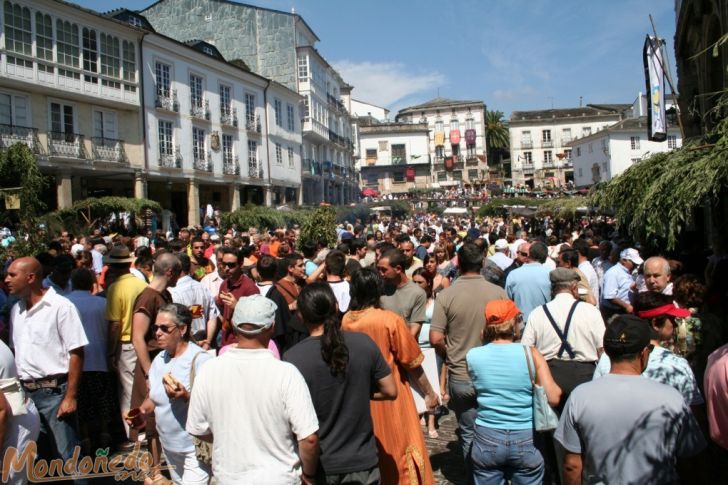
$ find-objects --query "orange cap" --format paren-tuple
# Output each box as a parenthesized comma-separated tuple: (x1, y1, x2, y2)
(484, 300, 521, 325)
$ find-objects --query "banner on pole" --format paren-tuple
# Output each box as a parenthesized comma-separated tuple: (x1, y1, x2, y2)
(643, 35, 667, 142)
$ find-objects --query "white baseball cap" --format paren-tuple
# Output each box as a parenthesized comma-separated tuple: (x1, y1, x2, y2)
(620, 248, 644, 265)
(494, 239, 509, 250)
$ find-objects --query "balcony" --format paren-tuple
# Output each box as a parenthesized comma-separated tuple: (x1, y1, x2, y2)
(159, 146, 182, 168)
(520, 140, 533, 149)
(48, 132, 86, 159)
(194, 151, 212, 172)
(522, 163, 535, 174)
(561, 137, 572, 146)
(92, 137, 126, 163)
(221, 108, 238, 128)
(245, 116, 262, 134)
(0, 124, 42, 153)
(543, 161, 555, 169)
(155, 89, 179, 112)
(248, 161, 263, 179)
(465, 156, 479, 166)
(542, 139, 554, 148)
(191, 99, 210, 121)
(223, 155, 239, 175)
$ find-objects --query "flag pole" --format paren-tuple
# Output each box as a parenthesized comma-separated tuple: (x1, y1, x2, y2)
(649, 14, 686, 139)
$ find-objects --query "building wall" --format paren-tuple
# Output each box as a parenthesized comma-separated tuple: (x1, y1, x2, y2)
(266, 83, 303, 189)
(141, 0, 298, 91)
(350, 99, 388, 120)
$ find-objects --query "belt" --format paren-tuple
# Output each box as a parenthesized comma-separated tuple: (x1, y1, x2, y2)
(21, 374, 67, 391)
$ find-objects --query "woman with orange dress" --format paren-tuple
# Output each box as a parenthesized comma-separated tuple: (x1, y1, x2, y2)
(343, 267, 439, 484)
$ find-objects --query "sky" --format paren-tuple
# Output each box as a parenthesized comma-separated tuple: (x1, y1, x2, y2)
(75, 0, 679, 118)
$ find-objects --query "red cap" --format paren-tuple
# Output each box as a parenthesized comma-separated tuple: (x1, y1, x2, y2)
(484, 300, 521, 325)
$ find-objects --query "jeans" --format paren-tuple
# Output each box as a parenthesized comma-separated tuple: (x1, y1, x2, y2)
(471, 426, 544, 485)
(28, 381, 88, 485)
(449, 377, 478, 460)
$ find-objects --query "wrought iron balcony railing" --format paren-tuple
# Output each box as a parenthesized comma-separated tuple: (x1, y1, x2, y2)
(92, 137, 126, 163)
(48, 131, 86, 158)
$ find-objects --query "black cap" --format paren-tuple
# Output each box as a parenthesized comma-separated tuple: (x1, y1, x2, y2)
(603, 315, 651, 356)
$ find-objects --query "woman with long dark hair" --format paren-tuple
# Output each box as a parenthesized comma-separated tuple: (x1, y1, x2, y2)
(285, 283, 397, 484)
(343, 268, 439, 484)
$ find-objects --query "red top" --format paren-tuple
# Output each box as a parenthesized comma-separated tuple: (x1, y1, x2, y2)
(217, 273, 260, 346)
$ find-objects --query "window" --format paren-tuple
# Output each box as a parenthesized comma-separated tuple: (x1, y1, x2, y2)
(287, 147, 294, 168)
(630, 136, 640, 150)
(542, 129, 551, 141)
(468, 169, 479, 180)
(523, 152, 532, 163)
(190, 74, 203, 108)
(588, 143, 593, 153)
(202, 46, 214, 56)
(155, 62, 170, 97)
(450, 118, 459, 130)
(576, 147, 581, 157)
(50, 102, 75, 135)
(366, 172, 378, 186)
(393, 171, 405, 183)
(453, 170, 463, 180)
(92, 110, 117, 139)
(631, 158, 641, 164)
(56, 20, 80, 68)
(466, 145, 476, 158)
(82, 28, 98, 82)
(544, 151, 552, 163)
(219, 84, 231, 115)
(122, 41, 136, 83)
(564, 149, 572, 159)
(602, 162, 608, 172)
(522, 130, 531, 141)
(437, 171, 447, 182)
(465, 117, 474, 130)
(245, 93, 255, 123)
(435, 146, 444, 159)
(128, 15, 143, 28)
(192, 127, 205, 160)
(378, 141, 388, 152)
(601, 139, 608, 150)
(303, 96, 310, 119)
(222, 134, 233, 164)
(365, 148, 377, 160)
(4, 2, 31, 56)
(274, 99, 282, 127)
(158, 120, 173, 157)
(0, 92, 29, 126)
(391, 144, 406, 164)
(668, 135, 677, 149)
(248, 140, 258, 166)
(582, 127, 591, 137)
(35, 13, 53, 61)
(562, 128, 571, 142)
(435, 120, 444, 132)
(275, 142, 283, 165)
(297, 56, 308, 81)
(100, 34, 120, 79)
(287, 104, 295, 131)
(578, 168, 583, 177)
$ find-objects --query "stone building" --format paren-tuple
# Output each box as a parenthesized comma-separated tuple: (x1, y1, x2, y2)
(396, 97, 488, 190)
(141, 0, 357, 205)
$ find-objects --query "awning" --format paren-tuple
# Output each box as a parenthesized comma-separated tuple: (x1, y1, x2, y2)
(443, 207, 468, 214)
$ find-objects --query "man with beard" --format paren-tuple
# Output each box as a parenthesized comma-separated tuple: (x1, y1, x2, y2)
(377, 249, 427, 338)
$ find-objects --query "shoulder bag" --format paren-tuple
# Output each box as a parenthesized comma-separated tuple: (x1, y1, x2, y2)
(522, 345, 559, 431)
(189, 352, 213, 465)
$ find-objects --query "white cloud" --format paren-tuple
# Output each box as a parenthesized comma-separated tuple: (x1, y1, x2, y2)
(333, 60, 446, 109)
(492, 86, 538, 100)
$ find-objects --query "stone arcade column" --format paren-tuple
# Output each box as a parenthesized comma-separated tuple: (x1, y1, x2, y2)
(229, 184, 241, 212)
(56, 172, 73, 209)
(187, 179, 200, 227)
(134, 171, 147, 199)
(264, 186, 272, 207)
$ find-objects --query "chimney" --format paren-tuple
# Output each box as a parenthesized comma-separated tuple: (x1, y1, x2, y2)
(579, 96, 583, 107)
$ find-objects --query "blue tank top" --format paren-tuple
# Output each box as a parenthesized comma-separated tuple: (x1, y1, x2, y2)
(466, 343, 533, 430)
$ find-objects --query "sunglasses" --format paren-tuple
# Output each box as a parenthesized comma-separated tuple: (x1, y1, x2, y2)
(152, 324, 177, 334)
(221, 262, 238, 268)
(518, 251, 529, 256)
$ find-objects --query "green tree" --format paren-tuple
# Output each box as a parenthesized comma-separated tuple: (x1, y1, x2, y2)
(299, 205, 337, 249)
(484, 110, 510, 170)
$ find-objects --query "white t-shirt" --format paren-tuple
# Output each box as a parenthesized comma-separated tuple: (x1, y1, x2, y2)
(578, 260, 600, 302)
(169, 275, 218, 334)
(186, 348, 318, 484)
(10, 287, 89, 380)
(327, 280, 351, 313)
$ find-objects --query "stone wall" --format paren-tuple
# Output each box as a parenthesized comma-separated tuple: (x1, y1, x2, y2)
(143, 0, 298, 91)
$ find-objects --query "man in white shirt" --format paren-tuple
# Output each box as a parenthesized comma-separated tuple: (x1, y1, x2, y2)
(488, 239, 513, 271)
(187, 295, 319, 484)
(573, 239, 600, 301)
(522, 268, 605, 405)
(200, 247, 224, 299)
(169, 254, 218, 349)
(6, 257, 89, 467)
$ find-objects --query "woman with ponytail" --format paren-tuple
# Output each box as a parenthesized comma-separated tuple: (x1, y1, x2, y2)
(285, 282, 397, 484)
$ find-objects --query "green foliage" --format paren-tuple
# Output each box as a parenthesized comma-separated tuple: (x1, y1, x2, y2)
(299, 205, 337, 249)
(477, 197, 550, 217)
(0, 143, 47, 222)
(485, 110, 510, 151)
(590, 94, 728, 250)
(50, 196, 162, 235)
(536, 197, 591, 219)
(219, 205, 309, 233)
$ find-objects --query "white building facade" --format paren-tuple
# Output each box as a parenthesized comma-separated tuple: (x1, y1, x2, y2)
(141, 32, 302, 226)
(357, 123, 430, 195)
(508, 105, 630, 188)
(396, 98, 488, 188)
(570, 117, 682, 187)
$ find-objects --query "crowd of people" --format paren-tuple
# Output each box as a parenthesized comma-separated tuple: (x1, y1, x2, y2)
(0, 211, 727, 485)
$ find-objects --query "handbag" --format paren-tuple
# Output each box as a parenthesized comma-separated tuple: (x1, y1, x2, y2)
(189, 352, 213, 465)
(522, 346, 559, 432)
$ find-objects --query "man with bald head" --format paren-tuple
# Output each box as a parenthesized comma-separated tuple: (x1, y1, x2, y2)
(643, 256, 673, 295)
(5, 257, 88, 467)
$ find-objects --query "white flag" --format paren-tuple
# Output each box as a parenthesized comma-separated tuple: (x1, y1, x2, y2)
(643, 35, 667, 142)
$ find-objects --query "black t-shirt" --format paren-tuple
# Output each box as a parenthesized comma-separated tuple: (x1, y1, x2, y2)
(345, 258, 362, 278)
(284, 332, 391, 475)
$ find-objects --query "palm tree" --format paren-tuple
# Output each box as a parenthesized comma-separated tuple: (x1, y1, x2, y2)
(484, 110, 510, 178)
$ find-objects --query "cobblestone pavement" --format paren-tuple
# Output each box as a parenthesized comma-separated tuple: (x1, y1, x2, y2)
(425, 409, 467, 484)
